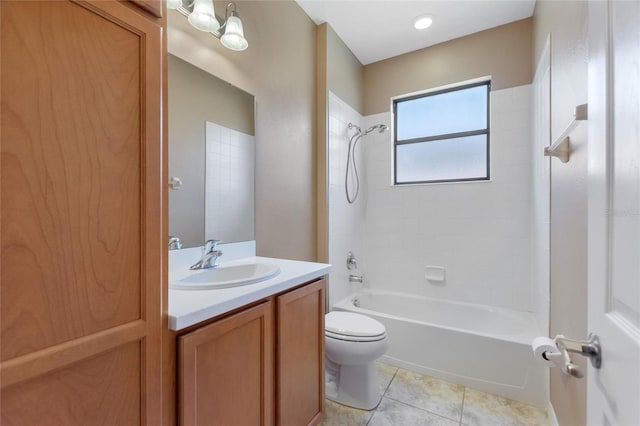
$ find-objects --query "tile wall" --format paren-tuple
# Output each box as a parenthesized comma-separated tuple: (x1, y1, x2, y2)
(328, 92, 366, 306)
(205, 121, 255, 243)
(360, 85, 536, 312)
(531, 56, 551, 333)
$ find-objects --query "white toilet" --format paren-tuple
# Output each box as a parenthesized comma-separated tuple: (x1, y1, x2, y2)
(324, 311, 389, 410)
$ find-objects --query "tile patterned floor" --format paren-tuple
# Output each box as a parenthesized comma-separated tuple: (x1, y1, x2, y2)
(321, 363, 549, 426)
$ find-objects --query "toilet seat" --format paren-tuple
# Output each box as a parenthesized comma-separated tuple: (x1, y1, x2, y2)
(325, 311, 386, 342)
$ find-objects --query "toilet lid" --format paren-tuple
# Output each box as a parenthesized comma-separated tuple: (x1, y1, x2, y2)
(325, 311, 386, 338)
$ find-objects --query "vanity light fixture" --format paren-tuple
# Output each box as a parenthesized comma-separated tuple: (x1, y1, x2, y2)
(413, 14, 434, 30)
(169, 0, 249, 51)
(188, 0, 220, 32)
(220, 6, 248, 51)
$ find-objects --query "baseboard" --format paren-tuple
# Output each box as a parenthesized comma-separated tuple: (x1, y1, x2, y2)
(547, 401, 559, 426)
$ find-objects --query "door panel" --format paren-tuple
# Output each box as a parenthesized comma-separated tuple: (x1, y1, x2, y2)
(588, 0, 640, 424)
(179, 301, 274, 426)
(1, 0, 143, 360)
(609, 0, 640, 329)
(2, 341, 141, 425)
(1, 0, 163, 423)
(277, 280, 325, 426)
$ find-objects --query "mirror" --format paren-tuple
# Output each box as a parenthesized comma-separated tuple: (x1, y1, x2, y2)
(168, 53, 255, 248)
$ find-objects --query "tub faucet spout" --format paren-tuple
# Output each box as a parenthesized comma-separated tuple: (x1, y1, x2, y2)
(349, 274, 363, 283)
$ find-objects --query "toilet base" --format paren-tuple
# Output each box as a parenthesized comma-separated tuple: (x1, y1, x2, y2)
(325, 359, 381, 410)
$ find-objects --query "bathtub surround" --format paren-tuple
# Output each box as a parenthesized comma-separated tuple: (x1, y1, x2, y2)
(362, 85, 535, 313)
(327, 92, 366, 306)
(325, 85, 545, 405)
(334, 290, 546, 406)
(531, 37, 551, 337)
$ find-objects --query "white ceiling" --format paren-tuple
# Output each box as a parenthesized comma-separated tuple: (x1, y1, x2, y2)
(296, 0, 536, 65)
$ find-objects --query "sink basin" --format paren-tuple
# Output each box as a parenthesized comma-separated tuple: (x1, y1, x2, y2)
(170, 261, 280, 290)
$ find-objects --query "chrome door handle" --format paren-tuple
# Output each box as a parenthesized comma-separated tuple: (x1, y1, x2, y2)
(554, 333, 602, 378)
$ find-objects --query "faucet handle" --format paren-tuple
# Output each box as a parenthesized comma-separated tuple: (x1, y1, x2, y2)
(203, 239, 223, 253)
(346, 252, 358, 270)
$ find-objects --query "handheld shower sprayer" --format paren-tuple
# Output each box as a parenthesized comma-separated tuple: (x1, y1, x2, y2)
(348, 123, 388, 137)
(345, 122, 389, 204)
(364, 124, 389, 135)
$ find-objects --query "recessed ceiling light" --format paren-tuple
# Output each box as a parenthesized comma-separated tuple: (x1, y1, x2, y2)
(414, 15, 434, 30)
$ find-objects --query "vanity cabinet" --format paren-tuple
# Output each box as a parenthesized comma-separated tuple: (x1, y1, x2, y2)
(177, 278, 325, 426)
(277, 280, 326, 425)
(179, 301, 274, 425)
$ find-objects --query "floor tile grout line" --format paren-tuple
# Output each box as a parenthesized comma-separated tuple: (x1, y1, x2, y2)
(459, 387, 467, 426)
(382, 367, 399, 396)
(366, 366, 398, 426)
(365, 408, 375, 426)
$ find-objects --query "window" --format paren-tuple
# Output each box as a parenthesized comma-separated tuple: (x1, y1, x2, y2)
(393, 80, 490, 184)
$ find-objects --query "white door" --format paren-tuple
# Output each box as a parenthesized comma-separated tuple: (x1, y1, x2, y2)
(587, 1, 640, 425)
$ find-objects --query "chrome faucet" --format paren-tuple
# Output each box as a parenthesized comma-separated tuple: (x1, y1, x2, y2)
(168, 236, 182, 250)
(190, 239, 224, 270)
(349, 274, 363, 283)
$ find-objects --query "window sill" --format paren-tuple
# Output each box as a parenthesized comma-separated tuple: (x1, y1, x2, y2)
(391, 178, 493, 188)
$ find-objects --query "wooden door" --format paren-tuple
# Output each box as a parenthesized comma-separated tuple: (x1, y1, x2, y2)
(0, 1, 163, 424)
(179, 301, 274, 426)
(277, 279, 326, 426)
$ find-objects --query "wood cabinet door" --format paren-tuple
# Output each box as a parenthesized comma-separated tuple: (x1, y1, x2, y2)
(129, 0, 164, 18)
(179, 301, 275, 426)
(277, 279, 326, 426)
(0, 1, 163, 424)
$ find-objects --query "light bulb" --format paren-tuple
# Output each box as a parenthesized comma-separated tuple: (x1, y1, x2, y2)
(167, 0, 182, 10)
(221, 14, 248, 51)
(188, 0, 220, 33)
(414, 15, 434, 30)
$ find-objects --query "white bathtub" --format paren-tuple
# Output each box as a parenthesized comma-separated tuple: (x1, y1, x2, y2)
(333, 290, 547, 406)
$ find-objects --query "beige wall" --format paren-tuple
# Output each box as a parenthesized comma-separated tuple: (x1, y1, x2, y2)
(363, 18, 533, 115)
(168, 1, 317, 260)
(316, 23, 365, 263)
(326, 25, 364, 114)
(168, 54, 254, 248)
(533, 2, 589, 425)
(316, 24, 329, 263)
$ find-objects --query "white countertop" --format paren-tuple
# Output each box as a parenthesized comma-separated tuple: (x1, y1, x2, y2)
(168, 247, 331, 330)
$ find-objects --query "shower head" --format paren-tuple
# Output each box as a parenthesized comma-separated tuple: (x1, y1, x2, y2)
(364, 124, 389, 135)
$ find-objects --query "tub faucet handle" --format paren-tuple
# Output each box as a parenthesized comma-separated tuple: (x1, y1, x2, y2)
(347, 252, 358, 270)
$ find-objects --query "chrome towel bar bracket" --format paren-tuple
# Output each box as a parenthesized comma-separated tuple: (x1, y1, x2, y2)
(544, 103, 588, 163)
